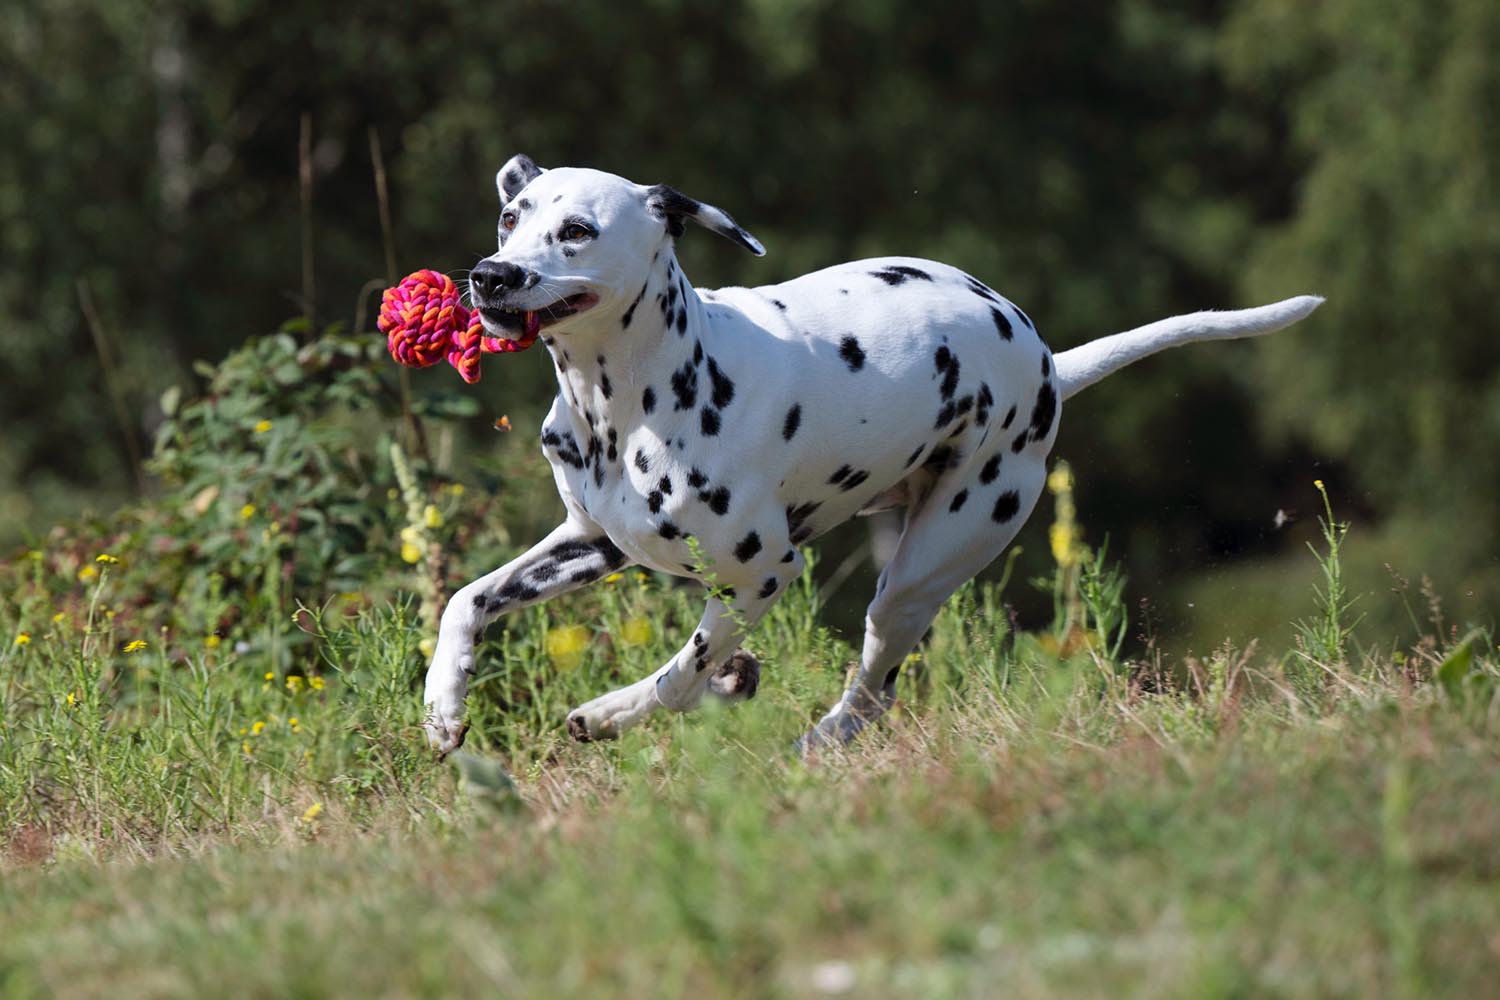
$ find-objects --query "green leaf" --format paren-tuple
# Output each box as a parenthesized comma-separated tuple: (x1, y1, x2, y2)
(1436, 631, 1481, 696)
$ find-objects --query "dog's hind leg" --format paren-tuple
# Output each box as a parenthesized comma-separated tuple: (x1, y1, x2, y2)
(566, 548, 806, 741)
(798, 452, 1047, 752)
(424, 517, 630, 754)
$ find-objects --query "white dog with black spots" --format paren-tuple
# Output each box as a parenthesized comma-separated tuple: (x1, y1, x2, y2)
(422, 154, 1322, 754)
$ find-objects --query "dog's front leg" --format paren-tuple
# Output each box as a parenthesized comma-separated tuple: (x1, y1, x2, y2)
(565, 549, 806, 741)
(424, 518, 629, 753)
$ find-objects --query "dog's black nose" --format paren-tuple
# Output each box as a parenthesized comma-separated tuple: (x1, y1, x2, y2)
(470, 260, 528, 299)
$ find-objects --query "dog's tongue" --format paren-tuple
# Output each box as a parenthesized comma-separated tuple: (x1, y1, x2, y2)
(524, 310, 541, 340)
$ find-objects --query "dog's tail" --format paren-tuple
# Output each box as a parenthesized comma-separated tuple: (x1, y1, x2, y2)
(1053, 295, 1324, 402)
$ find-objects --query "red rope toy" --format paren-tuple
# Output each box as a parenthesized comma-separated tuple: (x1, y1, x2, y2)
(377, 269, 539, 384)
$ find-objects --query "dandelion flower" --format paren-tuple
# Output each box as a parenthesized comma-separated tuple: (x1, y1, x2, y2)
(285, 675, 303, 693)
(95, 553, 119, 565)
(603, 572, 624, 584)
(308, 676, 325, 691)
(301, 802, 323, 823)
(619, 618, 654, 646)
(51, 612, 65, 624)
(400, 541, 423, 564)
(545, 624, 591, 671)
(253, 419, 272, 434)
(240, 503, 256, 521)
(423, 504, 444, 529)
(66, 691, 77, 707)
(242, 740, 253, 755)
(77, 565, 97, 582)
(14, 632, 30, 647)
(204, 634, 221, 649)
(251, 721, 266, 736)
(123, 639, 147, 654)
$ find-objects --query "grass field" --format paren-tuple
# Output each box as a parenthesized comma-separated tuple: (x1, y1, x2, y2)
(3, 335, 1498, 998)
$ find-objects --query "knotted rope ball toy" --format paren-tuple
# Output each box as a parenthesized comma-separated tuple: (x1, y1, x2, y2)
(378, 269, 539, 384)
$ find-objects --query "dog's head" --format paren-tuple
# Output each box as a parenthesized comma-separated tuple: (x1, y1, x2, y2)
(469, 155, 764, 342)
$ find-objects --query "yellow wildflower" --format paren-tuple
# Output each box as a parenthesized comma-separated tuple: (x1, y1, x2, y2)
(603, 572, 624, 584)
(14, 632, 30, 647)
(1050, 522, 1081, 569)
(123, 639, 147, 654)
(308, 675, 325, 691)
(400, 541, 423, 564)
(95, 553, 120, 565)
(301, 802, 323, 823)
(264, 671, 275, 681)
(251, 721, 266, 735)
(204, 634, 221, 649)
(285, 675, 303, 693)
(447, 483, 466, 497)
(545, 624, 591, 671)
(253, 419, 272, 434)
(1314, 479, 1325, 489)
(51, 612, 65, 624)
(1046, 466, 1074, 495)
(619, 618, 654, 646)
(77, 565, 97, 582)
(240, 503, 256, 520)
(242, 741, 253, 755)
(419, 637, 436, 658)
(423, 504, 444, 529)
(635, 571, 650, 582)
(288, 717, 301, 733)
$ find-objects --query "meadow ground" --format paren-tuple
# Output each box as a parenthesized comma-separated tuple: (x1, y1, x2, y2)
(2, 335, 1498, 998)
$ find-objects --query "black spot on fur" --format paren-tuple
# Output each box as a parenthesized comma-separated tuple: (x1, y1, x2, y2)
(676, 309, 688, 334)
(955, 394, 974, 417)
(596, 538, 627, 569)
(980, 454, 1001, 484)
(1029, 381, 1057, 440)
(734, 531, 762, 563)
(783, 404, 802, 441)
(658, 520, 680, 540)
(659, 476, 673, 495)
(992, 490, 1021, 523)
(642, 386, 657, 413)
(905, 444, 925, 468)
(498, 579, 539, 603)
(472, 594, 489, 611)
(965, 275, 1000, 303)
(839, 336, 866, 372)
(693, 341, 703, 366)
(991, 307, 1013, 341)
(786, 501, 820, 543)
(934, 401, 957, 429)
(771, 298, 787, 311)
(606, 428, 618, 463)
(562, 247, 576, 258)
(700, 407, 720, 436)
(530, 561, 561, 583)
(949, 489, 969, 512)
(781, 549, 796, 563)
(707, 358, 735, 408)
(759, 577, 778, 599)
(704, 487, 731, 515)
(634, 449, 650, 474)
(1001, 404, 1017, 430)
(600, 370, 613, 399)
(670, 361, 698, 411)
(872, 265, 933, 286)
(841, 470, 870, 492)
(1011, 433, 1029, 454)
(829, 465, 852, 485)
(976, 383, 994, 424)
(1042, 353, 1051, 377)
(688, 468, 708, 489)
(543, 231, 553, 246)
(647, 491, 664, 513)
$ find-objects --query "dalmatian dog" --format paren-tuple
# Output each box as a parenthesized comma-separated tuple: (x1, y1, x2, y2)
(422, 154, 1322, 753)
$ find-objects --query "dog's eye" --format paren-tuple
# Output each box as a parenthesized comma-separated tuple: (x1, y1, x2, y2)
(501, 211, 518, 231)
(561, 223, 594, 242)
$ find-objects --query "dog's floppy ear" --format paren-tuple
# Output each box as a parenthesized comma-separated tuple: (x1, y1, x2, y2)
(645, 184, 765, 256)
(496, 154, 544, 202)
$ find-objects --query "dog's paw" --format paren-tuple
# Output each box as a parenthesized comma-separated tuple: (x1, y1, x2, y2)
(566, 681, 659, 742)
(707, 649, 760, 703)
(423, 662, 471, 757)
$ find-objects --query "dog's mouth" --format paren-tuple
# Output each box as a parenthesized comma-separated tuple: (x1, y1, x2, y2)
(480, 292, 599, 340)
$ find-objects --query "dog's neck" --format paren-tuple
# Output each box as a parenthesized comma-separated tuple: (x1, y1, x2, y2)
(543, 247, 705, 435)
